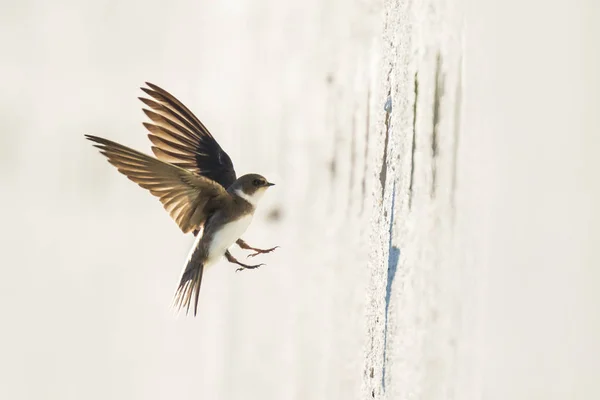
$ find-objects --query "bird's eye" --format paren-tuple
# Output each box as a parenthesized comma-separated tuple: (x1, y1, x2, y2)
(253, 179, 262, 187)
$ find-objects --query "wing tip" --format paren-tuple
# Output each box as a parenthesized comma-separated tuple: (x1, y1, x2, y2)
(140, 87, 154, 97)
(142, 108, 161, 120)
(84, 134, 109, 148)
(143, 82, 162, 93)
(138, 97, 157, 109)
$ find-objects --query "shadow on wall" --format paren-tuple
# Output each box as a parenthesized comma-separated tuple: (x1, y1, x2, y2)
(382, 182, 400, 391)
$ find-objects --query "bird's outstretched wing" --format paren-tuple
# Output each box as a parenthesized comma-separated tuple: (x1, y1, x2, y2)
(85, 134, 229, 234)
(138, 82, 237, 190)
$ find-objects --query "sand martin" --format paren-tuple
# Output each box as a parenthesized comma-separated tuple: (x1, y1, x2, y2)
(85, 82, 278, 316)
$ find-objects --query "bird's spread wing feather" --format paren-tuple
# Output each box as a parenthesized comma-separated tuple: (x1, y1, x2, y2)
(139, 82, 237, 189)
(85, 134, 229, 234)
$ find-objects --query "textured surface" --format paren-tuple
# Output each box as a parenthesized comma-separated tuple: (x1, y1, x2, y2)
(1, 0, 599, 399)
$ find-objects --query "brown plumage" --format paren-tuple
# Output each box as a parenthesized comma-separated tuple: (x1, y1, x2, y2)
(85, 82, 277, 316)
(139, 82, 237, 189)
(85, 135, 227, 235)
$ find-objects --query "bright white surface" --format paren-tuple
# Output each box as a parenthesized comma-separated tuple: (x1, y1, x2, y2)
(0, 0, 598, 399)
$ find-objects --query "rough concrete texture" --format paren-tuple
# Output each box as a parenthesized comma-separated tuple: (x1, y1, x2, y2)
(1, 0, 599, 399)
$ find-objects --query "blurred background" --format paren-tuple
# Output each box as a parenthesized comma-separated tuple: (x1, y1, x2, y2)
(0, 0, 599, 399)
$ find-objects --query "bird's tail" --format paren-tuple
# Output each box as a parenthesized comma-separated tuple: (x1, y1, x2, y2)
(173, 239, 205, 317)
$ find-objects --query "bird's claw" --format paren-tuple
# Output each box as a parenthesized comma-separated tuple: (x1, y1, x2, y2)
(235, 263, 265, 273)
(246, 246, 280, 258)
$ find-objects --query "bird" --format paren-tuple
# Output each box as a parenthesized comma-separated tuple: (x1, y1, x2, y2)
(85, 82, 278, 316)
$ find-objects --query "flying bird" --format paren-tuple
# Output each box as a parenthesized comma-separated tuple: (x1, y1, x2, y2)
(85, 82, 278, 316)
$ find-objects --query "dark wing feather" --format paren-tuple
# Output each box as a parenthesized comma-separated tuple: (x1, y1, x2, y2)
(139, 82, 237, 189)
(85, 134, 229, 234)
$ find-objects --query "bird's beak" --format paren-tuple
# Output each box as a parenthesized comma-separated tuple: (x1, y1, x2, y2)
(265, 182, 275, 187)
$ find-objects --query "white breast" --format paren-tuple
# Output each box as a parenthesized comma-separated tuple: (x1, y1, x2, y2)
(207, 214, 254, 265)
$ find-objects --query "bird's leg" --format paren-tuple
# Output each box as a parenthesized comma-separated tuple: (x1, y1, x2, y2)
(236, 239, 280, 258)
(225, 250, 265, 273)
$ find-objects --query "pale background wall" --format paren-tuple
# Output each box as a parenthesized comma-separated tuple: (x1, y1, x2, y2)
(0, 0, 598, 399)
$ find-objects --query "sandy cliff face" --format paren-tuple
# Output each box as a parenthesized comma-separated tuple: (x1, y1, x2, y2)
(0, 0, 599, 399)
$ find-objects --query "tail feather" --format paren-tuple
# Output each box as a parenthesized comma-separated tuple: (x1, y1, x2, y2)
(173, 227, 206, 316)
(173, 264, 204, 316)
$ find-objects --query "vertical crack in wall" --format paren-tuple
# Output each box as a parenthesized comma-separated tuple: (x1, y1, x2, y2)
(408, 72, 419, 210)
(379, 87, 392, 200)
(379, 64, 394, 201)
(431, 53, 444, 198)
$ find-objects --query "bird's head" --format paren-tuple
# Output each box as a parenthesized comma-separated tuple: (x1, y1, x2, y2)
(230, 173, 275, 206)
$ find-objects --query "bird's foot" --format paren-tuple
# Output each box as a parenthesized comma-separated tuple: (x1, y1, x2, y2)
(226, 250, 265, 272)
(247, 246, 280, 258)
(235, 263, 265, 273)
